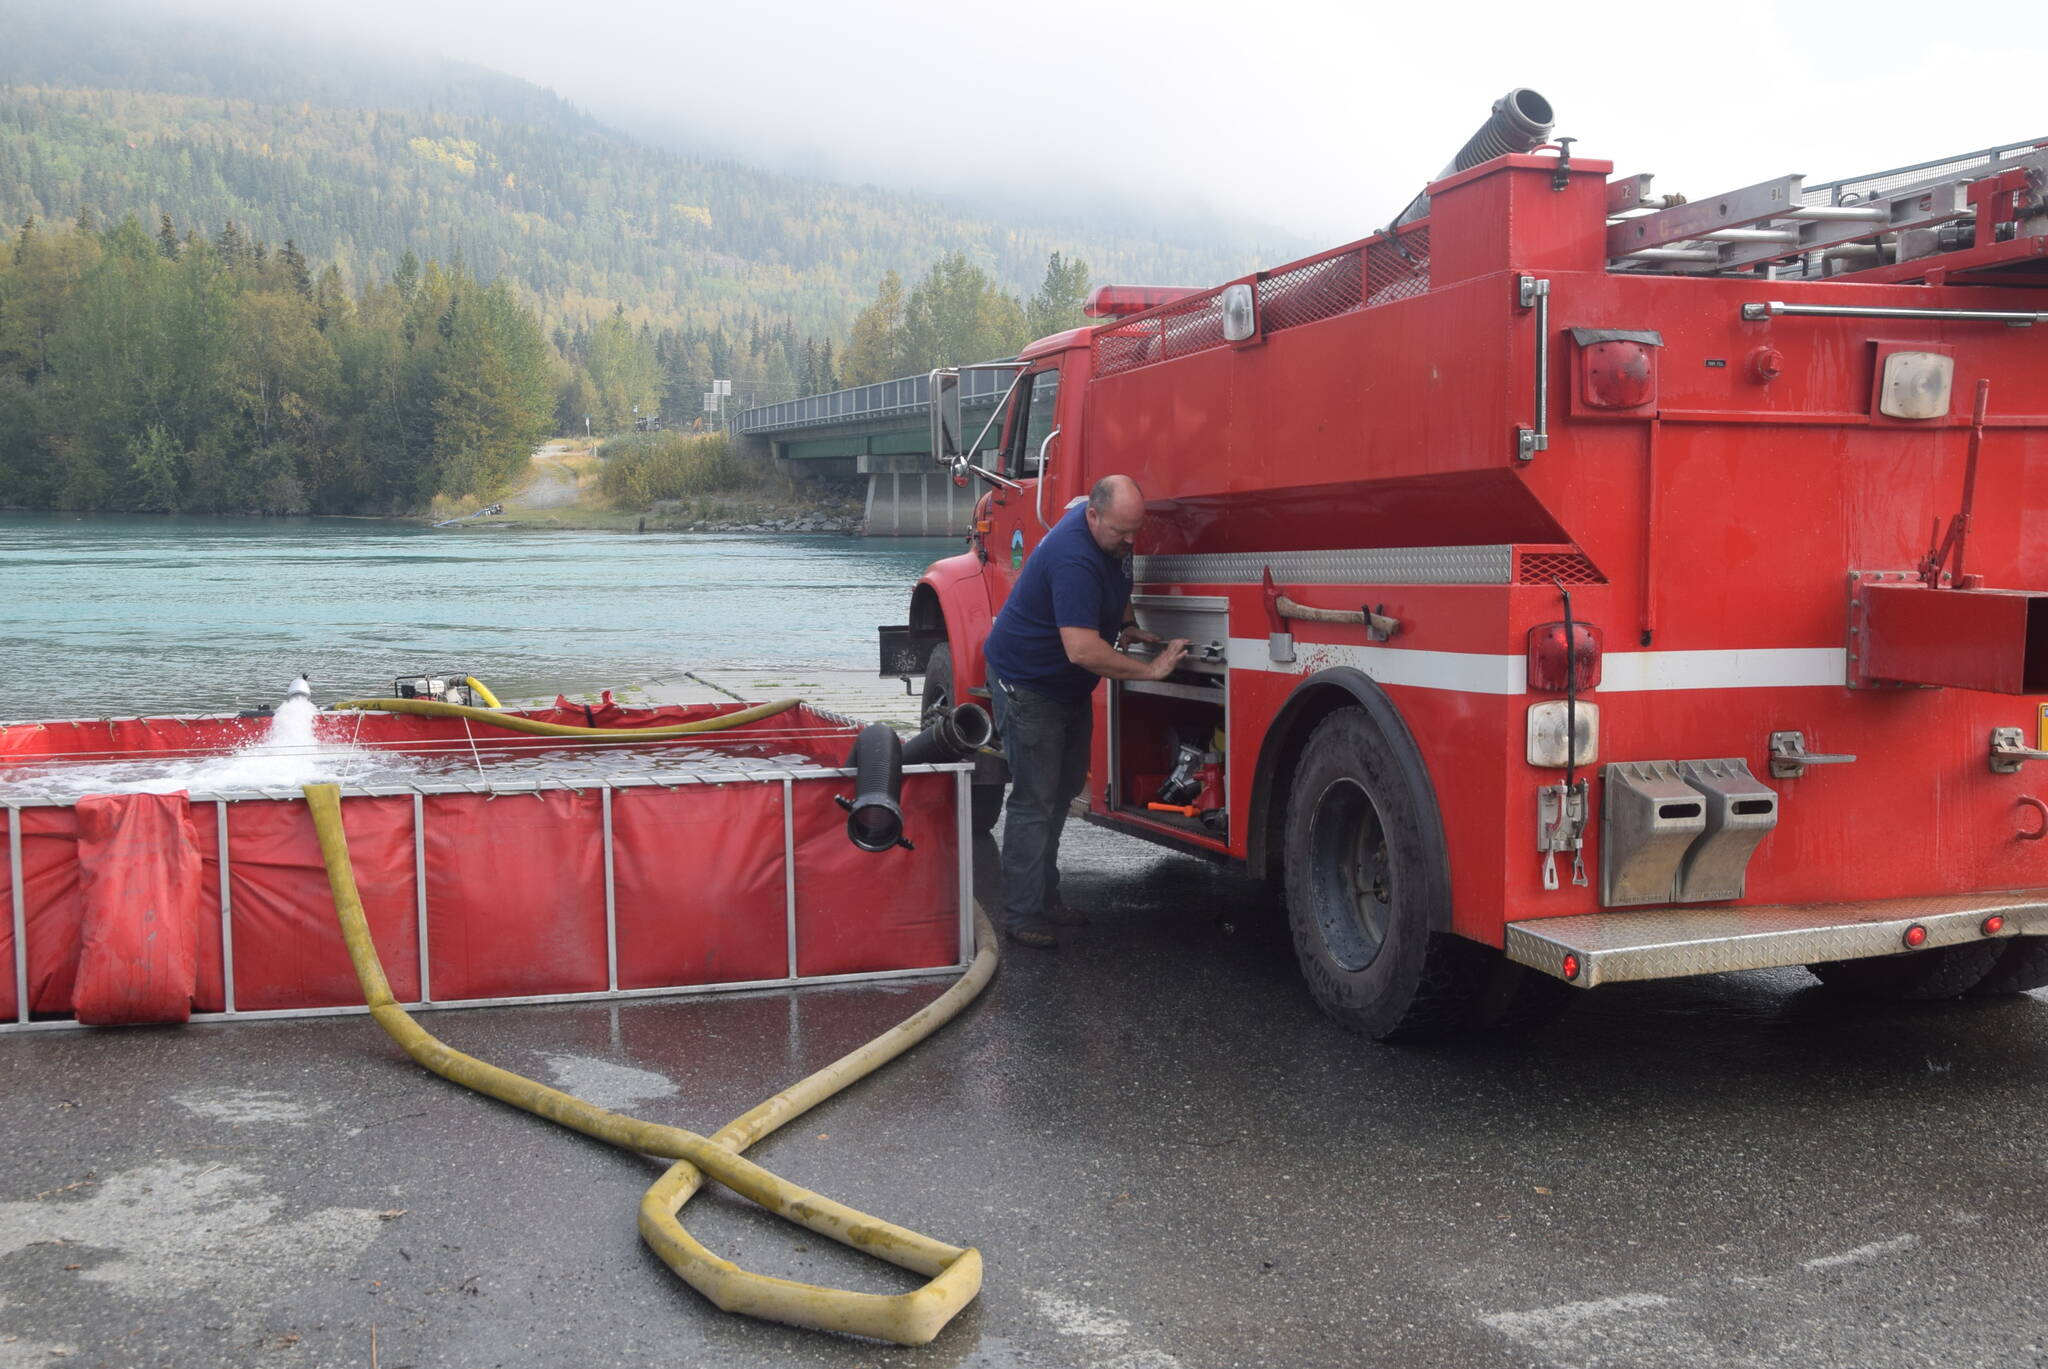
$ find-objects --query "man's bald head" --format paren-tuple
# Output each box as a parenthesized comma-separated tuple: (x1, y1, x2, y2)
(1084, 474, 1146, 557)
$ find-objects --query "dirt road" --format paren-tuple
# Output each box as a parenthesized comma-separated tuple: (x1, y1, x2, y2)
(505, 443, 581, 510)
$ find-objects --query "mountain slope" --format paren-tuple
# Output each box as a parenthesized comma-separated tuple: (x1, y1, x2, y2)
(0, 1, 1299, 340)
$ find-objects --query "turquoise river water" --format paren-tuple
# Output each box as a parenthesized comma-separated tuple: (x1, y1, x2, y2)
(0, 513, 959, 721)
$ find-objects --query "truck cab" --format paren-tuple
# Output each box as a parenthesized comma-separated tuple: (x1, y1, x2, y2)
(887, 330, 1094, 749)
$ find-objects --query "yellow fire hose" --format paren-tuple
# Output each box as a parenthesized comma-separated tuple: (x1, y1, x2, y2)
(330, 694, 800, 738)
(301, 749, 996, 1344)
(461, 676, 503, 709)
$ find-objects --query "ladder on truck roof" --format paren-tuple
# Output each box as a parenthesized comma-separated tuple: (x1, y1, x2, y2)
(1606, 136, 2048, 283)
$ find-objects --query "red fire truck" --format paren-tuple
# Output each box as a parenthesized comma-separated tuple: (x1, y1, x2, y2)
(882, 91, 2048, 1037)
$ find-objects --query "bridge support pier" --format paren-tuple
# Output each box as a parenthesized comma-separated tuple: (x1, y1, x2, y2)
(862, 466, 963, 538)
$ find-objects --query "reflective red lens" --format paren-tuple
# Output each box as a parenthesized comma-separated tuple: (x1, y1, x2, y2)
(1083, 284, 1205, 319)
(1561, 954, 1581, 980)
(1983, 915, 2006, 936)
(1903, 924, 1928, 948)
(1527, 622, 1603, 693)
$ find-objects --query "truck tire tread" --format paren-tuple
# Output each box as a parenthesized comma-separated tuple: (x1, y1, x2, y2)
(1282, 708, 1482, 1040)
(1969, 936, 2048, 996)
(1805, 940, 2006, 1000)
(923, 641, 1003, 835)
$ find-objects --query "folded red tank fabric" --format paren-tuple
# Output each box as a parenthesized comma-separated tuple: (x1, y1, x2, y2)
(71, 791, 202, 1025)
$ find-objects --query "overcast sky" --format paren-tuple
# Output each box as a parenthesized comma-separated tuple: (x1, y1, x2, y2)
(172, 0, 2046, 246)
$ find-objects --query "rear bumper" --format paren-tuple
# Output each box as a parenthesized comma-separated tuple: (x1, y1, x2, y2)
(1505, 893, 2048, 987)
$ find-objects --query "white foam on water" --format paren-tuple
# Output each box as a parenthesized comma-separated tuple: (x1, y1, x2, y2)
(3, 693, 390, 801)
(2, 680, 821, 802)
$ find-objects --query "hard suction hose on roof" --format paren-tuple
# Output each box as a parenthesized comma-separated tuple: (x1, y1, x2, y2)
(301, 780, 997, 1345)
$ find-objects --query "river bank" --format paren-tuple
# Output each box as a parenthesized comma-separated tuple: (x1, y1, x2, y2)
(424, 439, 869, 535)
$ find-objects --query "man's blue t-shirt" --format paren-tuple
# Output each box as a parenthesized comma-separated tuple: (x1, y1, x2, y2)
(984, 503, 1133, 700)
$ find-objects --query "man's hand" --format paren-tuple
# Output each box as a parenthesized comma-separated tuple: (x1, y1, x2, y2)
(1061, 627, 1190, 682)
(1145, 638, 1190, 679)
(1118, 625, 1162, 650)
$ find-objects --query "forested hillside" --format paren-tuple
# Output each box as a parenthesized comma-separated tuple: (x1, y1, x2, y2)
(0, 2, 1287, 348)
(0, 1, 1294, 514)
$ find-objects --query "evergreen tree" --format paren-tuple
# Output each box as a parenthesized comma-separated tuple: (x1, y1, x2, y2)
(214, 218, 245, 270)
(392, 249, 420, 303)
(156, 212, 179, 260)
(583, 313, 661, 432)
(278, 239, 312, 298)
(840, 269, 905, 386)
(1025, 251, 1092, 340)
(126, 423, 184, 511)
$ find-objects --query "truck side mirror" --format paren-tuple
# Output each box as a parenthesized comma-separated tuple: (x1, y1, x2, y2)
(928, 368, 962, 472)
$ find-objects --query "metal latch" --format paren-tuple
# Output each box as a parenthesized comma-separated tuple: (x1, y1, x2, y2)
(1768, 731, 1857, 779)
(1537, 779, 1589, 891)
(1990, 727, 2048, 774)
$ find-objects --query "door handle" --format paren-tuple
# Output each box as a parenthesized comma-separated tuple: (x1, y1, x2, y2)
(1033, 427, 1061, 531)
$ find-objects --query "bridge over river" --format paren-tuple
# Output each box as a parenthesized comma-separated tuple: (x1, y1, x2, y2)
(734, 367, 1013, 537)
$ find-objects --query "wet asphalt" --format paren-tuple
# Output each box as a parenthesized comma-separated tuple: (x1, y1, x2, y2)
(5, 823, 2048, 1369)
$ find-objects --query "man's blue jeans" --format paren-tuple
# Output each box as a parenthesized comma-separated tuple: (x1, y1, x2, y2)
(989, 677, 1093, 934)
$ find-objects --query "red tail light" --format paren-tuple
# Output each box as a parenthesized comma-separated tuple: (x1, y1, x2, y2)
(1982, 915, 2006, 936)
(1561, 954, 1582, 981)
(1903, 924, 1928, 948)
(1528, 622, 1602, 692)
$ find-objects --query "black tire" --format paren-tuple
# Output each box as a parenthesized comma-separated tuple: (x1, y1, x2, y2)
(1969, 937, 2048, 996)
(1806, 940, 2006, 1000)
(922, 641, 1003, 834)
(1281, 707, 1488, 1040)
(1472, 954, 1578, 1032)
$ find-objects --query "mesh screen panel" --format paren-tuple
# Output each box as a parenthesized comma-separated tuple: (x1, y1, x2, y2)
(1516, 550, 1606, 585)
(1091, 227, 1434, 378)
(1160, 292, 1228, 360)
(1366, 228, 1431, 304)
(1257, 252, 1363, 332)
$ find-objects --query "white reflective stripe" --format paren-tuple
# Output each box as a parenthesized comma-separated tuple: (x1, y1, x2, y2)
(1225, 638, 1848, 694)
(1225, 638, 1524, 694)
(1599, 647, 1846, 692)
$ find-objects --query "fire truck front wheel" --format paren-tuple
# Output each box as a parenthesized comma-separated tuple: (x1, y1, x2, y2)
(921, 641, 1003, 834)
(1283, 708, 1475, 1040)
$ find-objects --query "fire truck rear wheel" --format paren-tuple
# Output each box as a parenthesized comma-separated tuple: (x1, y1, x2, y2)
(921, 641, 1003, 834)
(1805, 940, 2006, 1000)
(1968, 937, 2048, 996)
(1282, 707, 1478, 1040)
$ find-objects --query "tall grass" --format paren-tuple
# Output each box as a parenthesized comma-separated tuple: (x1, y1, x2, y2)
(596, 432, 760, 509)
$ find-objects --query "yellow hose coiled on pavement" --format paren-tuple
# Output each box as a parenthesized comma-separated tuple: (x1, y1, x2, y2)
(329, 695, 799, 737)
(302, 781, 996, 1344)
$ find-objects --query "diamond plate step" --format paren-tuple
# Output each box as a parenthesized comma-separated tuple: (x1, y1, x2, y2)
(1506, 893, 2048, 987)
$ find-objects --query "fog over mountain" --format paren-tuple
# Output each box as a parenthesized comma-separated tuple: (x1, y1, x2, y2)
(65, 0, 2048, 247)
